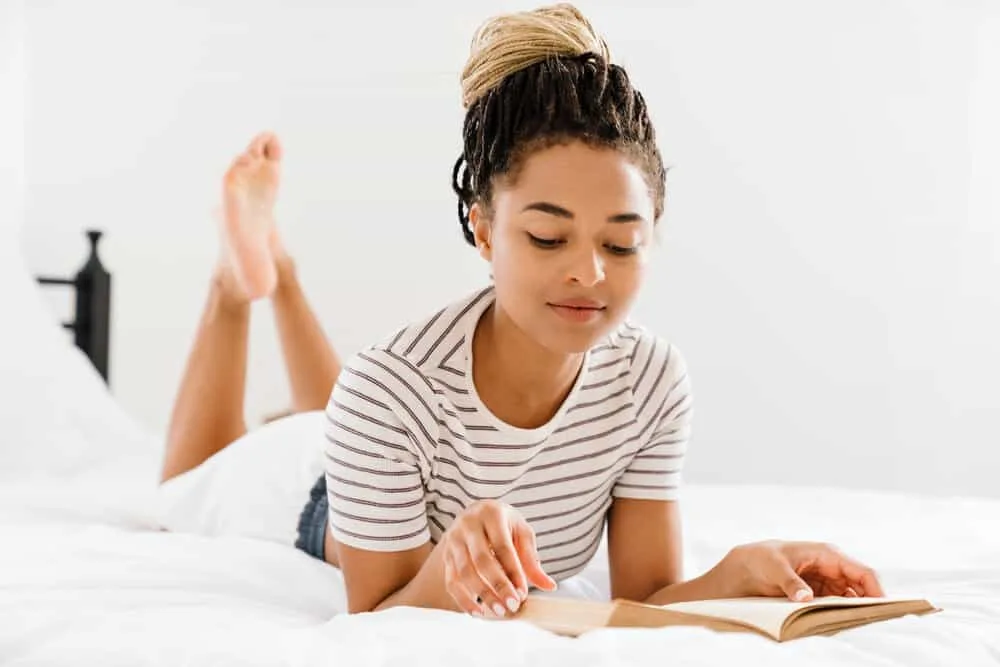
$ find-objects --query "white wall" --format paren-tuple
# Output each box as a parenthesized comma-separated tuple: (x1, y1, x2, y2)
(0, 0, 24, 237)
(19, 0, 1000, 498)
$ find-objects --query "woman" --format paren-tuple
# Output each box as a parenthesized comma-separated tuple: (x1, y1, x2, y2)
(162, 3, 883, 621)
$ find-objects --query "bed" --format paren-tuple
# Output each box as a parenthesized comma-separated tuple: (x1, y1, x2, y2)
(2, 231, 999, 666)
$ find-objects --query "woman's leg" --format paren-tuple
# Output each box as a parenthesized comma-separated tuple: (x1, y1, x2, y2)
(160, 255, 343, 483)
(272, 249, 342, 413)
(160, 265, 250, 482)
(160, 132, 280, 483)
(159, 131, 343, 567)
(271, 248, 342, 567)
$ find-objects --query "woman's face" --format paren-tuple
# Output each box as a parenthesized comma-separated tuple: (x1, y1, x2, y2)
(472, 141, 656, 355)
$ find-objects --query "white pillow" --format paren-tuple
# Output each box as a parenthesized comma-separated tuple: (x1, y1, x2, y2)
(156, 410, 327, 546)
(0, 230, 154, 481)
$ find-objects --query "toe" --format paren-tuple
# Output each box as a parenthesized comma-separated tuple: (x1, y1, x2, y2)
(249, 131, 278, 159)
(225, 153, 253, 181)
(263, 134, 282, 161)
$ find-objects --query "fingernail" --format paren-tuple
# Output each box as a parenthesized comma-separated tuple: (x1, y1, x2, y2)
(492, 602, 506, 617)
(506, 597, 520, 613)
(472, 609, 484, 617)
(794, 589, 811, 602)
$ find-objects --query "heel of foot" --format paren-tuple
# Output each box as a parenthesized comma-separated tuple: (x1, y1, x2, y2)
(231, 253, 278, 301)
(222, 219, 278, 300)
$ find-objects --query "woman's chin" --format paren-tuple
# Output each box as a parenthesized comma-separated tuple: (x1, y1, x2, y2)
(539, 326, 614, 356)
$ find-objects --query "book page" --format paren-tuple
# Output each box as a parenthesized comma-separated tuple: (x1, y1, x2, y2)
(516, 596, 617, 636)
(660, 597, 909, 639)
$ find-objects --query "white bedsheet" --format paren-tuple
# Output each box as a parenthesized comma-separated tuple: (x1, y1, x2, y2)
(3, 454, 999, 666)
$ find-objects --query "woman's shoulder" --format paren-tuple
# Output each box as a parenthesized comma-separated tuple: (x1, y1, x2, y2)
(596, 320, 690, 394)
(349, 286, 494, 378)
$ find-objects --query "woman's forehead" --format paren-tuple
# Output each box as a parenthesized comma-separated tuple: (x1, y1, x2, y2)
(496, 143, 654, 215)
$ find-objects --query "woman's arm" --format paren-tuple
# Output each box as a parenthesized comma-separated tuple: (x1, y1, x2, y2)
(607, 498, 885, 605)
(325, 349, 554, 616)
(609, 340, 883, 604)
(606, 498, 683, 600)
(338, 500, 556, 615)
(607, 496, 735, 604)
(337, 540, 448, 614)
(606, 497, 733, 603)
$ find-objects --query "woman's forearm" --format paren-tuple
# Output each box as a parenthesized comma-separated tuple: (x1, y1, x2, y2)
(374, 546, 740, 611)
(641, 557, 740, 606)
(373, 543, 461, 613)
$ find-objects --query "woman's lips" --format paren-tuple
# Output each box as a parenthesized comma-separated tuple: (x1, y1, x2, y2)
(547, 299, 606, 323)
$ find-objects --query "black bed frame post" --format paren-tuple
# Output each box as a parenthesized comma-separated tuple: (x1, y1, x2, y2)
(74, 230, 111, 383)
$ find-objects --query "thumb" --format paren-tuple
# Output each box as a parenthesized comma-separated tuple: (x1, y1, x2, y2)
(512, 521, 556, 592)
(774, 558, 813, 602)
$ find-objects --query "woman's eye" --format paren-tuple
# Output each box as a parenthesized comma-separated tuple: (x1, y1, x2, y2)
(607, 244, 638, 256)
(528, 233, 563, 249)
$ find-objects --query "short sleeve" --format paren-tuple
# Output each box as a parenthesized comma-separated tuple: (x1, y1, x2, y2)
(324, 349, 433, 552)
(613, 342, 693, 501)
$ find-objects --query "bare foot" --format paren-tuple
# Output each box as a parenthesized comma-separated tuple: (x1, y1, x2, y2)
(221, 132, 283, 300)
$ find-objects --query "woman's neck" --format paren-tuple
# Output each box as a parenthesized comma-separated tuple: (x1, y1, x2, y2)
(471, 303, 585, 430)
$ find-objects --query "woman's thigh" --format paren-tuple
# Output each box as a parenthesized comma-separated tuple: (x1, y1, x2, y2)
(160, 411, 328, 545)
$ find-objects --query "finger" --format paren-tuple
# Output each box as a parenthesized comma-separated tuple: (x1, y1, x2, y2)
(827, 579, 851, 597)
(482, 515, 529, 603)
(804, 576, 828, 598)
(444, 549, 486, 616)
(454, 580, 487, 616)
(767, 554, 813, 602)
(806, 545, 885, 598)
(512, 520, 557, 592)
(838, 557, 884, 597)
(453, 542, 498, 615)
(467, 534, 518, 617)
(449, 524, 505, 616)
(805, 573, 848, 598)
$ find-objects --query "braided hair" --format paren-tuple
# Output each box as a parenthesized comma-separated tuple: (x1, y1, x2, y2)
(452, 4, 666, 247)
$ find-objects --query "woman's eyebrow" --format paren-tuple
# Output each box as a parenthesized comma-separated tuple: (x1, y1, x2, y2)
(522, 201, 645, 224)
(607, 212, 646, 224)
(522, 201, 574, 218)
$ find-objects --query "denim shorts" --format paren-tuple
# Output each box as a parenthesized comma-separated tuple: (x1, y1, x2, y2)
(294, 474, 328, 561)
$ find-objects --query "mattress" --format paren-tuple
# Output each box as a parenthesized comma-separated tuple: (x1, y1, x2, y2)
(2, 453, 998, 666)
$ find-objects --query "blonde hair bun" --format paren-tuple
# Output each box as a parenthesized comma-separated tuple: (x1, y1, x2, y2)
(461, 3, 611, 109)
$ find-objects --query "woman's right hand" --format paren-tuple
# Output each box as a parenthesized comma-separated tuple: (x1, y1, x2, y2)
(441, 500, 557, 617)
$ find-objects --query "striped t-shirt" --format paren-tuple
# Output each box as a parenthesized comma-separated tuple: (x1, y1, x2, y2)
(323, 286, 693, 581)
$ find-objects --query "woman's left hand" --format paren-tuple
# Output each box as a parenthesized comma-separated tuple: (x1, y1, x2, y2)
(718, 540, 885, 602)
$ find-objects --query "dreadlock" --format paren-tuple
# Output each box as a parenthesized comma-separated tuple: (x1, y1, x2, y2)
(451, 4, 666, 247)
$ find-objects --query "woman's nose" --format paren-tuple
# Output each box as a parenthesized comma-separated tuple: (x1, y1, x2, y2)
(567, 246, 606, 287)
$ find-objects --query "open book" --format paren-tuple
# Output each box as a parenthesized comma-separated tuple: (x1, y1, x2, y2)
(514, 594, 939, 642)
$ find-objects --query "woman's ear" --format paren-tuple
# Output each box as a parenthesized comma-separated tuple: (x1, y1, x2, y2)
(470, 203, 493, 262)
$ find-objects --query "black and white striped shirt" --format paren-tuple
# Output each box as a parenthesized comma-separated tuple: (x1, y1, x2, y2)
(324, 286, 693, 581)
